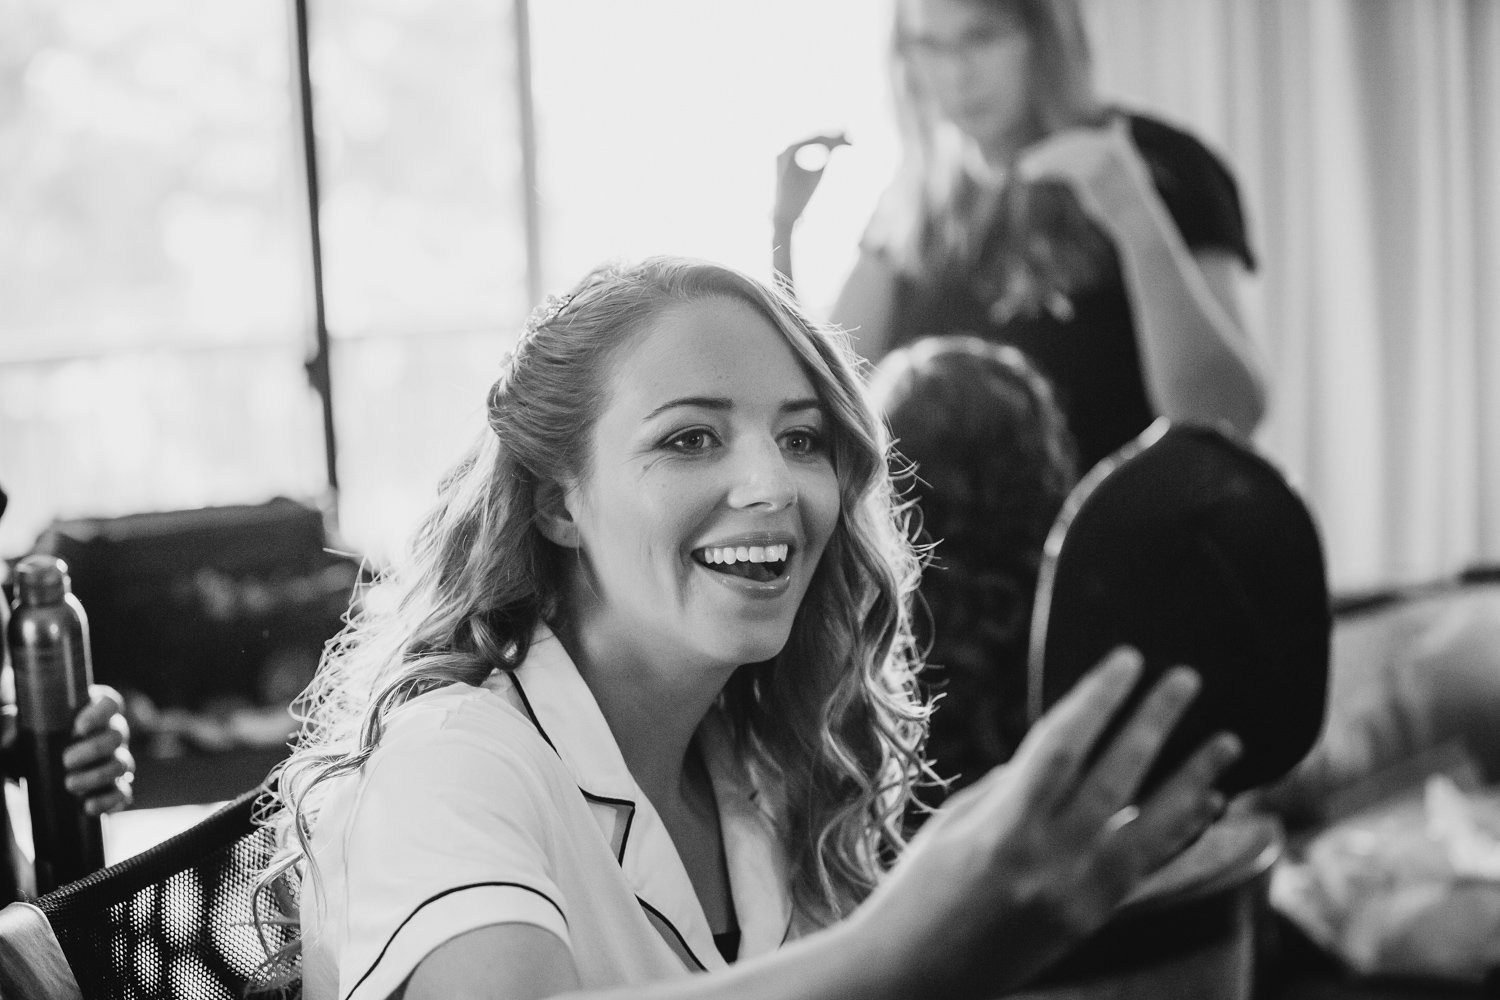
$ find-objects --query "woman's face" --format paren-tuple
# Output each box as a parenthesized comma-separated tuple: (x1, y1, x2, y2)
(900, 0, 1032, 150)
(559, 296, 841, 672)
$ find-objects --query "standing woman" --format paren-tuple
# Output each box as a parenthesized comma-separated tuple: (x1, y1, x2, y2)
(259, 257, 1238, 999)
(774, 0, 1268, 473)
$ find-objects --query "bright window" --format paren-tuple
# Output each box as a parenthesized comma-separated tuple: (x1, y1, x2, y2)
(0, 1, 323, 556)
(528, 0, 899, 316)
(307, 0, 530, 561)
(1, 0, 897, 564)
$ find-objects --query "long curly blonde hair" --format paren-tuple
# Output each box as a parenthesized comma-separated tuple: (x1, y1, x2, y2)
(256, 256, 930, 958)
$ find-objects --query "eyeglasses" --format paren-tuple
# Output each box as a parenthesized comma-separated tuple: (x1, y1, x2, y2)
(898, 22, 1026, 66)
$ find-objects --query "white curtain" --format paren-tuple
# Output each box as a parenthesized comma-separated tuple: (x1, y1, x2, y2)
(1084, 0, 1500, 591)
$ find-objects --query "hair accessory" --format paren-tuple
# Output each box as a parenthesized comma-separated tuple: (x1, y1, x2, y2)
(498, 290, 576, 387)
(522, 291, 576, 338)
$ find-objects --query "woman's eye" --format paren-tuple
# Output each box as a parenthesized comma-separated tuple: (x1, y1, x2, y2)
(783, 429, 826, 455)
(666, 429, 718, 453)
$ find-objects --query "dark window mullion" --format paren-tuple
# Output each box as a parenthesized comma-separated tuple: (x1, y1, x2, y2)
(290, 0, 339, 504)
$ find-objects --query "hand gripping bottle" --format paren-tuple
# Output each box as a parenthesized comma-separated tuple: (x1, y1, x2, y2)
(7, 554, 106, 893)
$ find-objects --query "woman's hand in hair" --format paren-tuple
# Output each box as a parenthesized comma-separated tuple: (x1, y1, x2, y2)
(1018, 116, 1266, 433)
(842, 646, 1240, 999)
(1014, 115, 1157, 241)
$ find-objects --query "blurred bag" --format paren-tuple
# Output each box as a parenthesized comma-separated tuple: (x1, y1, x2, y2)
(1271, 753, 1500, 984)
(30, 497, 361, 710)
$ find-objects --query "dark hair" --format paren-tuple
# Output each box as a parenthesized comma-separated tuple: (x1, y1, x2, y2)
(869, 334, 1077, 794)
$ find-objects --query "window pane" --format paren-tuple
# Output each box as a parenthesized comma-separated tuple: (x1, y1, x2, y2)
(330, 332, 505, 562)
(529, 0, 898, 314)
(309, 0, 530, 562)
(0, 349, 326, 554)
(0, 0, 324, 556)
(309, 0, 528, 340)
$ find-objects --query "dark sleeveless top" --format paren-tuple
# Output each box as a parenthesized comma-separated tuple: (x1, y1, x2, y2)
(882, 112, 1256, 473)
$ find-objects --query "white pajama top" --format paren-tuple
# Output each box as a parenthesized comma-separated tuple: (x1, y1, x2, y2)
(299, 626, 795, 1000)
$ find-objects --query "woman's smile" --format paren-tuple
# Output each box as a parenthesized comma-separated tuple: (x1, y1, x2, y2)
(691, 534, 799, 594)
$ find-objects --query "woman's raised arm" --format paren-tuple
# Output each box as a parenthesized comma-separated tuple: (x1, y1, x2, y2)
(828, 250, 900, 366)
(401, 647, 1239, 1000)
(1016, 118, 1269, 437)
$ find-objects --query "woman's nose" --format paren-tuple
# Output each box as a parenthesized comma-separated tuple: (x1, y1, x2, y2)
(726, 440, 798, 512)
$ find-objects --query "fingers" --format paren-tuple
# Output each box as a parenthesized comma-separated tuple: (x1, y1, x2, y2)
(66, 686, 130, 769)
(1016, 124, 1119, 181)
(1069, 665, 1201, 823)
(68, 686, 136, 816)
(62, 711, 128, 770)
(64, 748, 130, 795)
(66, 745, 136, 815)
(91, 684, 128, 716)
(1011, 646, 1143, 804)
(73, 685, 128, 738)
(82, 774, 135, 816)
(785, 131, 850, 154)
(71, 695, 113, 738)
(781, 132, 851, 172)
(1127, 733, 1241, 863)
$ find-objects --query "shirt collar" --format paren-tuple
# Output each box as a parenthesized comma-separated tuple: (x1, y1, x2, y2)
(489, 625, 793, 968)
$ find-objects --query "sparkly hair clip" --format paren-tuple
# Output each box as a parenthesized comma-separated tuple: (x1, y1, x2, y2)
(499, 290, 576, 389)
(522, 291, 576, 338)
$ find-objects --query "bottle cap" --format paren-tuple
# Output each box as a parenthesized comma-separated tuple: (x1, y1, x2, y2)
(13, 554, 72, 608)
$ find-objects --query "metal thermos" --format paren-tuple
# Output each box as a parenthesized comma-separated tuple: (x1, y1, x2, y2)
(7, 554, 105, 893)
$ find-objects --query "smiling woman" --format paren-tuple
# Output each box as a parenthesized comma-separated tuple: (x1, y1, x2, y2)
(541, 295, 841, 675)
(255, 255, 1239, 1000)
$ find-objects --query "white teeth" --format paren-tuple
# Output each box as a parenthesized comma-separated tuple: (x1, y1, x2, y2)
(699, 543, 789, 565)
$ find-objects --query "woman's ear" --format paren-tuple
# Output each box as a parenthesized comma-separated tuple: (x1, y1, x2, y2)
(534, 479, 581, 548)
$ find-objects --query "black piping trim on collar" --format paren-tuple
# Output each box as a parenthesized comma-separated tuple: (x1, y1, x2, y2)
(637, 896, 709, 972)
(511, 673, 638, 864)
(581, 789, 637, 864)
(344, 880, 566, 1000)
(508, 672, 560, 755)
(616, 798, 637, 864)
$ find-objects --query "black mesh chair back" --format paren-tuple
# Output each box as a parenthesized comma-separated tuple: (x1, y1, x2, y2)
(33, 786, 300, 1000)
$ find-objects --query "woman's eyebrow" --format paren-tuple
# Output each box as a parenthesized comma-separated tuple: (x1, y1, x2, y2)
(643, 396, 731, 420)
(782, 398, 824, 416)
(643, 396, 824, 420)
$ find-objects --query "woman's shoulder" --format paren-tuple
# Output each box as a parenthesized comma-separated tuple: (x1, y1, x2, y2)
(1118, 110, 1234, 172)
(334, 674, 574, 826)
(1115, 108, 1256, 269)
(381, 672, 545, 758)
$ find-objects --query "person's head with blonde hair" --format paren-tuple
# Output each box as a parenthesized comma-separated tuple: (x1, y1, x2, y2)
(265, 256, 929, 934)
